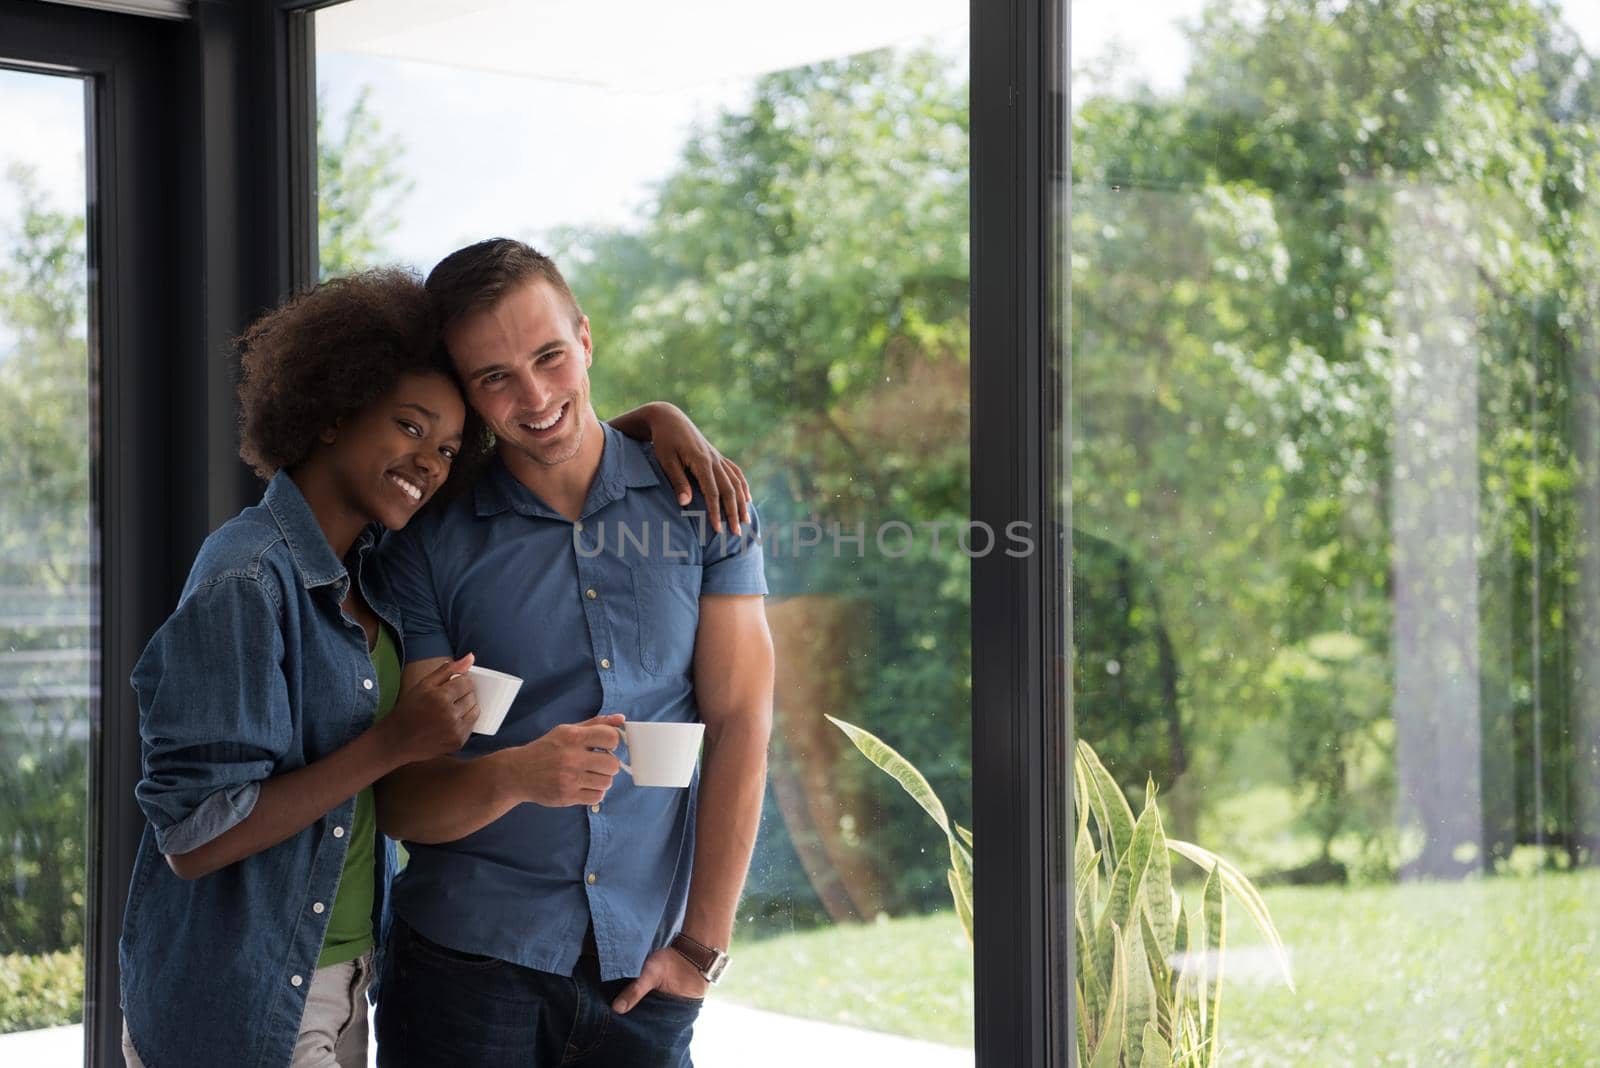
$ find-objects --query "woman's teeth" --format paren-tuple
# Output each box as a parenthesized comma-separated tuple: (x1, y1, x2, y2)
(388, 473, 422, 501)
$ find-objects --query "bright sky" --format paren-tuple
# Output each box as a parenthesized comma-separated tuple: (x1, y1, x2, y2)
(316, 0, 1600, 272)
(314, 53, 760, 270)
(0, 68, 85, 236)
(314, 25, 968, 271)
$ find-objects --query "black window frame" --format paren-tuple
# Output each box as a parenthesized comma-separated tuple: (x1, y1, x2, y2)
(970, 0, 1072, 1063)
(0, 1, 317, 1063)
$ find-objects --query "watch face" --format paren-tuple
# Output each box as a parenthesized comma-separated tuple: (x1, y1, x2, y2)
(706, 953, 730, 984)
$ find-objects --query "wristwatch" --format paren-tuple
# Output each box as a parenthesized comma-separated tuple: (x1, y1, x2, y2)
(668, 932, 731, 984)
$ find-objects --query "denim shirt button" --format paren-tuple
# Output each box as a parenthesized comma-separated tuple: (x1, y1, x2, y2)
(362, 678, 374, 690)
(290, 975, 303, 988)
(333, 826, 345, 838)
(312, 902, 325, 914)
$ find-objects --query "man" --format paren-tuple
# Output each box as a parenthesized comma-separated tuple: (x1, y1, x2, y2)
(372, 239, 774, 1067)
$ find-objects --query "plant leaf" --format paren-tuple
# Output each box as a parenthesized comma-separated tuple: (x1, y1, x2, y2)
(1103, 799, 1159, 936)
(947, 867, 974, 945)
(827, 715, 950, 834)
(1088, 922, 1128, 1068)
(1168, 838, 1294, 991)
(1171, 895, 1190, 1004)
(1077, 849, 1101, 919)
(1142, 779, 1177, 960)
(1189, 876, 1208, 1044)
(1076, 740, 1136, 871)
(1075, 811, 1096, 894)
(1200, 864, 1225, 1068)
(1124, 912, 1158, 1066)
(1139, 908, 1172, 1034)
(1078, 899, 1107, 1040)
(1141, 1020, 1174, 1068)
(1076, 981, 1091, 1068)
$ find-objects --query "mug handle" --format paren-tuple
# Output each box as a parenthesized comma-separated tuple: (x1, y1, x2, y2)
(616, 726, 631, 775)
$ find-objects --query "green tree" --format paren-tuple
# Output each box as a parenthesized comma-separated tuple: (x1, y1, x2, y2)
(1071, 0, 1600, 877)
(0, 163, 91, 957)
(317, 86, 412, 279)
(560, 50, 973, 914)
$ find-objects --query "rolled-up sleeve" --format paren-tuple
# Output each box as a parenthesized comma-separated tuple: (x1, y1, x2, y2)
(130, 575, 291, 856)
(700, 500, 768, 596)
(376, 525, 452, 661)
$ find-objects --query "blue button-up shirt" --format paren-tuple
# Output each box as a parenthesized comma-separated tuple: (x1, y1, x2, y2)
(120, 472, 401, 1068)
(377, 424, 766, 981)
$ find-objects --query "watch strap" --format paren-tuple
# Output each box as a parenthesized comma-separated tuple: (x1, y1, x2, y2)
(668, 932, 729, 983)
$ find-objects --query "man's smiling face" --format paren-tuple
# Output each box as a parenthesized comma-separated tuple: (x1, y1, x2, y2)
(445, 279, 594, 469)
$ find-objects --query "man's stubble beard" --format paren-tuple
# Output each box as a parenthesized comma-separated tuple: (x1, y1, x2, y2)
(507, 403, 585, 468)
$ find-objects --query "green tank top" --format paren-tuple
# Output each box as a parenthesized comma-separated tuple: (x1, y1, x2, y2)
(316, 624, 400, 968)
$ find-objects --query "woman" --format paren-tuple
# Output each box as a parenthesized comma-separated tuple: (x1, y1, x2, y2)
(118, 268, 745, 1068)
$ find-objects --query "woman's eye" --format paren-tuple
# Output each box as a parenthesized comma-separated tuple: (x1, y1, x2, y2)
(441, 447, 458, 461)
(399, 421, 422, 437)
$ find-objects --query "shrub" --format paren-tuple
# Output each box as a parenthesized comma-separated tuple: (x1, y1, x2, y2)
(0, 724, 87, 955)
(0, 947, 83, 1034)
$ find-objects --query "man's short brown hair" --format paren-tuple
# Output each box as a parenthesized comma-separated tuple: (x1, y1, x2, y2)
(424, 238, 583, 332)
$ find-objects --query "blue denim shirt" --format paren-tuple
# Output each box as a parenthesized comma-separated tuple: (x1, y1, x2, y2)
(120, 472, 402, 1068)
(377, 425, 767, 981)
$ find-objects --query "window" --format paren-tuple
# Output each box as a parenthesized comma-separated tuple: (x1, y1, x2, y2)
(1071, 1, 1600, 1062)
(316, 1, 976, 1059)
(0, 64, 94, 1052)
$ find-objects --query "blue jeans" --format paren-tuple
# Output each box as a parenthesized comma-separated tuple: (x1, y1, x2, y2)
(375, 919, 699, 1067)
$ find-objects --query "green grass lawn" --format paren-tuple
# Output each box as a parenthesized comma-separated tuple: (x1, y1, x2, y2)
(723, 912, 975, 1047)
(725, 870, 1600, 1064)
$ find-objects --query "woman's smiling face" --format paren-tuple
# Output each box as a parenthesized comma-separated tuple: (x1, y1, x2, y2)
(321, 370, 467, 531)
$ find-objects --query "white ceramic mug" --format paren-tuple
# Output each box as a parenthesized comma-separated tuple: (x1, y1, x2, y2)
(618, 721, 705, 787)
(466, 665, 523, 735)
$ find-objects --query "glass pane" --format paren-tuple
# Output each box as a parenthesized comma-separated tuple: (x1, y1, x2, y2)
(0, 67, 93, 1058)
(1071, 0, 1600, 1063)
(316, 3, 973, 1063)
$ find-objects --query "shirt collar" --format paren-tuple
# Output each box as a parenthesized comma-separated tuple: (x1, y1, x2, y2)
(262, 470, 373, 590)
(473, 423, 661, 519)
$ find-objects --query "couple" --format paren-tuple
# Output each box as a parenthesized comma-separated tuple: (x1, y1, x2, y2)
(118, 239, 775, 1068)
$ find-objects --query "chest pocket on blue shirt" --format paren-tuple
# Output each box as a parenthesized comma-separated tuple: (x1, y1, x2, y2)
(630, 565, 702, 675)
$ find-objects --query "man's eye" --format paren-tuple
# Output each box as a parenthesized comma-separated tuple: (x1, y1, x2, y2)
(482, 372, 506, 386)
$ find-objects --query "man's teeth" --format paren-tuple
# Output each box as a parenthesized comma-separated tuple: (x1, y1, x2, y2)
(388, 473, 422, 501)
(528, 404, 566, 431)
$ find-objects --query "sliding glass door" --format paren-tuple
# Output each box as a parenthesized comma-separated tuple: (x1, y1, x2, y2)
(1070, 1, 1600, 1062)
(0, 62, 95, 1062)
(314, 3, 976, 1061)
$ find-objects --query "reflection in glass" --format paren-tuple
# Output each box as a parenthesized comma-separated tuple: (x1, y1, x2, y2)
(1071, 0, 1600, 1061)
(316, 4, 974, 1057)
(0, 68, 93, 1040)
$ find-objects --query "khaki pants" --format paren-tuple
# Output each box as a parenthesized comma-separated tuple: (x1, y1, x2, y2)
(123, 951, 375, 1068)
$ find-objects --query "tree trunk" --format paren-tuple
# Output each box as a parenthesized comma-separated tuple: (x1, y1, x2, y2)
(1571, 287, 1600, 863)
(764, 595, 889, 922)
(1390, 187, 1486, 880)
